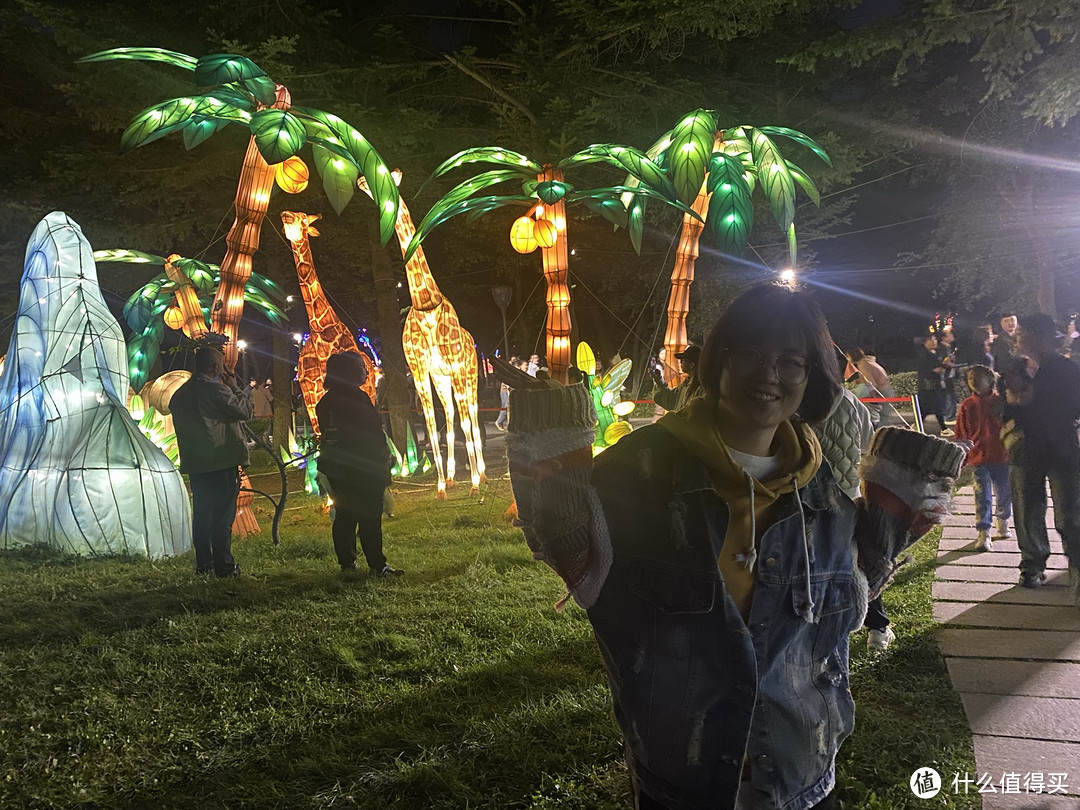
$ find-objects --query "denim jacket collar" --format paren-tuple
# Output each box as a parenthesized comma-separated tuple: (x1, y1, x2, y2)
(671, 445, 838, 513)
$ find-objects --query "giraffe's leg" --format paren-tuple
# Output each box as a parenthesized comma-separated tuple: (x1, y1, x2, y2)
(413, 372, 447, 499)
(431, 372, 456, 488)
(297, 344, 322, 435)
(454, 377, 486, 494)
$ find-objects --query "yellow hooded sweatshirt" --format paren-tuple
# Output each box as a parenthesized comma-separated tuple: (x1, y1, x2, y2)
(658, 397, 823, 620)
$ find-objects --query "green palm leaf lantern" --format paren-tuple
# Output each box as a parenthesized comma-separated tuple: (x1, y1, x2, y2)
(79, 47, 400, 371)
(405, 145, 698, 383)
(637, 110, 829, 385)
(95, 249, 286, 390)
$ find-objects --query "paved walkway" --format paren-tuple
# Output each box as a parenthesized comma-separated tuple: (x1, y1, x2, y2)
(934, 486, 1080, 808)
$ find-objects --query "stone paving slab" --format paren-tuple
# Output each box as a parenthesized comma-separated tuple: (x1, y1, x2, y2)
(934, 581, 1075, 606)
(939, 488, 1080, 809)
(981, 794, 1080, 809)
(960, 694, 1080, 742)
(972, 735, 1080, 797)
(937, 551, 1073, 569)
(940, 538, 1067, 555)
(939, 629, 1080, 661)
(947, 660, 1080, 698)
(937, 566, 1073, 585)
(934, 602, 1080, 630)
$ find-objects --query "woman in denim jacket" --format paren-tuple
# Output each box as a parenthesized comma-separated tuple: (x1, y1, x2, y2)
(498, 285, 964, 810)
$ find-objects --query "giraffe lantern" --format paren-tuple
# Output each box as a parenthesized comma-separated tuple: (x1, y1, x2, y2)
(359, 172, 486, 498)
(281, 211, 375, 435)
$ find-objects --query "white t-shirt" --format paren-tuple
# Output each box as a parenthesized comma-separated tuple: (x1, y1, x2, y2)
(728, 447, 780, 481)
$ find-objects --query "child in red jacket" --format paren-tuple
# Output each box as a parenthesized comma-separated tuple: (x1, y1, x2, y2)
(955, 364, 1011, 551)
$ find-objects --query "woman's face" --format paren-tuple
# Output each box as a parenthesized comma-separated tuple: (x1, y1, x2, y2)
(717, 337, 809, 432)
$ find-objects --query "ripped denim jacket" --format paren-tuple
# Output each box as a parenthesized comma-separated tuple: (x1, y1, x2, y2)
(586, 427, 865, 810)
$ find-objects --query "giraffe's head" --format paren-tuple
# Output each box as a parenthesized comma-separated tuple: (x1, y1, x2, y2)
(281, 211, 321, 244)
(357, 169, 403, 200)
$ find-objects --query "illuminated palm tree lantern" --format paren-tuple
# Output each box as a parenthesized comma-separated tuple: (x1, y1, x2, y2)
(79, 48, 400, 370)
(94, 249, 287, 391)
(636, 110, 830, 384)
(405, 146, 697, 384)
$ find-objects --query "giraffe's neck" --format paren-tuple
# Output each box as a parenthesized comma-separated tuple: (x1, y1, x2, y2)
(395, 201, 443, 312)
(290, 236, 334, 333)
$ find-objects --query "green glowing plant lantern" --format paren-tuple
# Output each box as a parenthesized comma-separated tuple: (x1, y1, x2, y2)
(575, 341, 634, 454)
(404, 145, 699, 383)
(127, 394, 180, 465)
(631, 110, 829, 386)
(280, 428, 320, 495)
(387, 422, 431, 478)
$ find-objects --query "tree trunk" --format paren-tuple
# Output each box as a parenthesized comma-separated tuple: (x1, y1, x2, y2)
(662, 133, 723, 386)
(369, 219, 410, 457)
(538, 166, 571, 383)
(258, 249, 298, 463)
(164, 255, 209, 339)
(211, 85, 292, 370)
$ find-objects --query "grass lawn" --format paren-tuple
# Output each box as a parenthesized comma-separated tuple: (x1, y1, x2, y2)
(0, 464, 976, 809)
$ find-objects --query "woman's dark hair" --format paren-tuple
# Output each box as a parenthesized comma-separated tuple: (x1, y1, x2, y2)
(698, 284, 841, 423)
(324, 352, 367, 390)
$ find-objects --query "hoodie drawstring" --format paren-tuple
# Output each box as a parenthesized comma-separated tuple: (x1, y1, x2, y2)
(734, 472, 759, 572)
(794, 475, 816, 623)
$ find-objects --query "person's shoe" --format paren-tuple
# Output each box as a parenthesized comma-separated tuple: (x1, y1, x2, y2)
(373, 564, 404, 577)
(994, 518, 1011, 539)
(941, 428, 955, 437)
(973, 530, 993, 552)
(216, 564, 241, 578)
(495, 421, 507, 432)
(340, 562, 358, 572)
(867, 627, 896, 652)
(1020, 571, 1047, 589)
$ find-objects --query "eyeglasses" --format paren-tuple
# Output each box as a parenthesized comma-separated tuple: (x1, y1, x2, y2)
(723, 347, 811, 385)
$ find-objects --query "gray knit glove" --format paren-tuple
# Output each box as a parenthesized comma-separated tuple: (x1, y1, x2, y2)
(495, 359, 611, 609)
(857, 427, 967, 597)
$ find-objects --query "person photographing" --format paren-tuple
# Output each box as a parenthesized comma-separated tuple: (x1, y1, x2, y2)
(170, 347, 253, 577)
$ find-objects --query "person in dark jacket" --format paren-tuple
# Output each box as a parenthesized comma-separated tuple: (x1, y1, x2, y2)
(170, 347, 253, 577)
(916, 333, 948, 433)
(1004, 314, 1080, 593)
(650, 343, 703, 413)
(937, 329, 959, 422)
(991, 311, 1019, 393)
(316, 352, 402, 577)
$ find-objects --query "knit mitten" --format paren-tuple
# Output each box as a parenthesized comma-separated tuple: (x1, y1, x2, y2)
(505, 379, 611, 609)
(857, 427, 967, 596)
